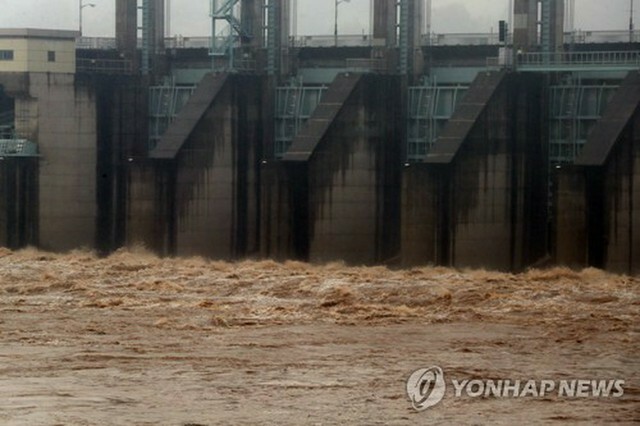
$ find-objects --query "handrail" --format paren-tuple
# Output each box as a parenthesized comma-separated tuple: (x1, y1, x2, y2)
(76, 30, 640, 51)
(0, 139, 38, 157)
(77, 58, 133, 74)
(516, 50, 640, 68)
(345, 58, 386, 73)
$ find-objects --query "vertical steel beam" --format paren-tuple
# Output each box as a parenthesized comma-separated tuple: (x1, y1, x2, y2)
(397, 0, 422, 77)
(141, 0, 151, 74)
(266, 0, 277, 75)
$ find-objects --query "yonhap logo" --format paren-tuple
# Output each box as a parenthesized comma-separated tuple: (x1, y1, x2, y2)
(406, 366, 446, 411)
(406, 366, 626, 412)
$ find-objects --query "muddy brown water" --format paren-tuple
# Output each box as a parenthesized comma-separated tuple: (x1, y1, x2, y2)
(0, 248, 638, 425)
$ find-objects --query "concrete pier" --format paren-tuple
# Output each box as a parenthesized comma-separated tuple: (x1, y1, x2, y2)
(262, 73, 402, 264)
(402, 71, 548, 271)
(555, 71, 640, 274)
(0, 158, 37, 248)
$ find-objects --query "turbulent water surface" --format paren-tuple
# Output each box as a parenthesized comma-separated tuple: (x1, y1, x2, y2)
(0, 247, 638, 425)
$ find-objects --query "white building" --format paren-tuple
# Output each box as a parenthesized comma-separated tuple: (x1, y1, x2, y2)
(0, 28, 78, 74)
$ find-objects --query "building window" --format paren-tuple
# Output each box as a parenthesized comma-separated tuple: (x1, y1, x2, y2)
(47, 51, 56, 62)
(0, 50, 14, 61)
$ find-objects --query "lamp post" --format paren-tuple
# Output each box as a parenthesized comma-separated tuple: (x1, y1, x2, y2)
(334, 0, 350, 47)
(631, 0, 635, 43)
(79, 0, 96, 36)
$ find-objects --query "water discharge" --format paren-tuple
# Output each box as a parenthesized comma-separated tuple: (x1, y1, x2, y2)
(0, 248, 638, 424)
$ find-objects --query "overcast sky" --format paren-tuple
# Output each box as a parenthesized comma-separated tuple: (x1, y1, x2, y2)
(0, 0, 635, 37)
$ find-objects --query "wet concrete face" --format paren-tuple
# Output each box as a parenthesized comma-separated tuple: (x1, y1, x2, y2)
(449, 75, 547, 271)
(603, 112, 640, 274)
(173, 75, 263, 259)
(555, 87, 640, 275)
(95, 75, 149, 254)
(262, 75, 401, 265)
(402, 73, 547, 271)
(401, 165, 440, 266)
(556, 136, 638, 275)
(554, 168, 588, 267)
(123, 161, 171, 254)
(0, 66, 634, 272)
(260, 162, 300, 260)
(26, 73, 98, 252)
(632, 110, 640, 273)
(306, 76, 402, 265)
(307, 102, 380, 263)
(0, 159, 38, 249)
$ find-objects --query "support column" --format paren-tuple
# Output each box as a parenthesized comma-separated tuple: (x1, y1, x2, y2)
(550, 0, 564, 52)
(513, 0, 564, 52)
(263, 0, 290, 77)
(142, 0, 165, 76)
(116, 0, 137, 69)
(241, 0, 264, 48)
(373, 0, 397, 47)
(152, 0, 165, 56)
(373, 0, 422, 78)
(513, 0, 538, 51)
(405, 0, 423, 78)
(119, 0, 164, 75)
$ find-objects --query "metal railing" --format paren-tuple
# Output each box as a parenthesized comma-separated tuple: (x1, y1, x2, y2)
(407, 83, 468, 161)
(76, 30, 640, 51)
(0, 139, 38, 157)
(516, 50, 640, 69)
(548, 83, 619, 165)
(567, 30, 639, 44)
(292, 34, 379, 48)
(275, 82, 328, 158)
(426, 32, 501, 46)
(233, 59, 257, 72)
(165, 36, 212, 49)
(486, 56, 501, 69)
(76, 37, 117, 50)
(148, 83, 197, 150)
(345, 58, 386, 73)
(77, 58, 133, 74)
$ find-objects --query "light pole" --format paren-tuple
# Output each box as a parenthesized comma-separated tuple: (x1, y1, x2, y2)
(79, 0, 96, 36)
(631, 0, 635, 43)
(334, 0, 350, 47)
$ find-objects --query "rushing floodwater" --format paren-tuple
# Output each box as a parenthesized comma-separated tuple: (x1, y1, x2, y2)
(0, 247, 638, 424)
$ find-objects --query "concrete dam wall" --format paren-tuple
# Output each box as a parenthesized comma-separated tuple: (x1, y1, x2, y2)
(402, 71, 548, 271)
(1, 69, 639, 273)
(556, 72, 640, 274)
(263, 74, 402, 265)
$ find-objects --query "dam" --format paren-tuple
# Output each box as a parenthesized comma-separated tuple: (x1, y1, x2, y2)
(0, 0, 638, 273)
